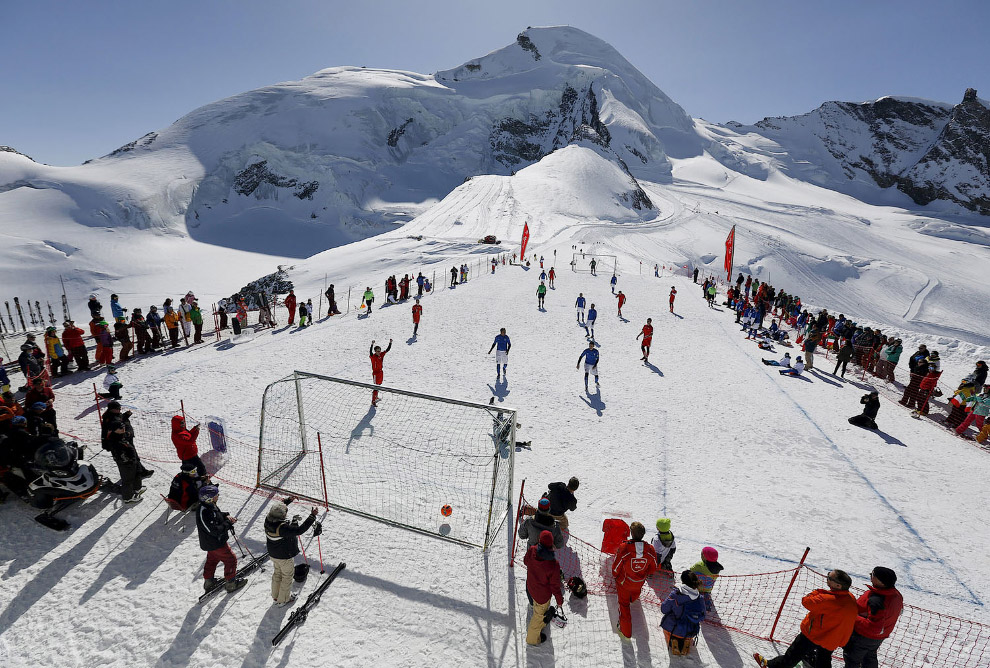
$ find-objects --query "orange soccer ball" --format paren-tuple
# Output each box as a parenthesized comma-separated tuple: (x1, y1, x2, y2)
(441, 504, 452, 517)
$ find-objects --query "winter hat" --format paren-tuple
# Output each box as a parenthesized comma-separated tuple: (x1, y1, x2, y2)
(108, 366, 117, 373)
(198, 485, 220, 502)
(538, 498, 551, 512)
(539, 530, 555, 549)
(796, 356, 803, 362)
(929, 351, 940, 360)
(656, 518, 671, 532)
(11, 416, 27, 426)
(180, 461, 197, 472)
(268, 502, 288, 521)
(701, 546, 719, 561)
(107, 401, 121, 411)
(872, 566, 897, 588)
(31, 402, 47, 411)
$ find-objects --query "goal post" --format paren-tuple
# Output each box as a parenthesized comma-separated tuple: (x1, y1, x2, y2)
(258, 371, 515, 550)
(571, 253, 617, 274)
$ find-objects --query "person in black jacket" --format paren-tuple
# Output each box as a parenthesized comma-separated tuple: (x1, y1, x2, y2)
(545, 477, 579, 530)
(101, 402, 154, 480)
(104, 419, 146, 503)
(834, 340, 855, 378)
(849, 391, 881, 430)
(196, 485, 246, 593)
(265, 497, 320, 606)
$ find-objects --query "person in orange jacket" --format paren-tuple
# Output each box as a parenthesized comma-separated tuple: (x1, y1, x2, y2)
(612, 521, 658, 639)
(284, 290, 297, 325)
(756, 569, 859, 668)
(164, 307, 181, 348)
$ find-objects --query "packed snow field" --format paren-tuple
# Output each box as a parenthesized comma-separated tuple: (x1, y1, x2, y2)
(2, 235, 990, 666)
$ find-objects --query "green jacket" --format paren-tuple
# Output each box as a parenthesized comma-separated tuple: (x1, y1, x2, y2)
(190, 307, 203, 325)
(968, 393, 990, 417)
(690, 559, 722, 594)
(537, 285, 547, 296)
(363, 289, 374, 302)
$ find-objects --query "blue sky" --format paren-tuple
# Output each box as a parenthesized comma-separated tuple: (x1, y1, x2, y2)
(3, 0, 987, 166)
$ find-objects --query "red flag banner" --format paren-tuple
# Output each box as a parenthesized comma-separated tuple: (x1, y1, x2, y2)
(724, 225, 735, 281)
(520, 222, 530, 259)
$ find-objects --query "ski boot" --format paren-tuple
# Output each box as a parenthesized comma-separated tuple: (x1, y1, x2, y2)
(225, 577, 247, 593)
(204, 577, 222, 592)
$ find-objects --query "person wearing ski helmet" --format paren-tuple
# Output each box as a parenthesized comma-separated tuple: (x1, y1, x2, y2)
(195, 485, 246, 593)
(779, 356, 805, 377)
(652, 518, 677, 571)
(265, 497, 320, 606)
(102, 365, 123, 401)
(517, 497, 565, 549)
(87, 294, 103, 319)
(690, 547, 724, 610)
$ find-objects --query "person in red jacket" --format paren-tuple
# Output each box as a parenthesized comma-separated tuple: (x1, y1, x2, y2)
(669, 286, 677, 313)
(62, 320, 90, 371)
(616, 291, 626, 317)
(523, 530, 564, 645)
(411, 299, 423, 337)
(284, 290, 297, 325)
(756, 569, 859, 668)
(612, 521, 659, 639)
(369, 339, 392, 406)
(637, 318, 654, 362)
(547, 267, 556, 288)
(171, 415, 207, 478)
(843, 567, 902, 668)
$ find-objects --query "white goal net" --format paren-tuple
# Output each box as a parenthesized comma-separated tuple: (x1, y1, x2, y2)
(257, 371, 515, 549)
(571, 253, 617, 274)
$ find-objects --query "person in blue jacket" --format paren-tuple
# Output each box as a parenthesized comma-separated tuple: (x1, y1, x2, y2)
(110, 294, 128, 322)
(577, 341, 600, 386)
(575, 293, 586, 322)
(488, 328, 511, 379)
(610, 274, 618, 294)
(584, 304, 597, 340)
(660, 570, 707, 656)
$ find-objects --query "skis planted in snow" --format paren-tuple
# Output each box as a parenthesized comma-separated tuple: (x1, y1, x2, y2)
(13, 298, 26, 331)
(47, 302, 56, 326)
(198, 552, 271, 604)
(271, 562, 346, 647)
(5, 301, 14, 330)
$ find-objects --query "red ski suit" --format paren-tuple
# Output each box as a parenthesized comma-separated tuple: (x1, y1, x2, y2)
(612, 539, 658, 638)
(370, 342, 391, 404)
(284, 294, 297, 324)
(412, 304, 422, 324)
(171, 415, 201, 460)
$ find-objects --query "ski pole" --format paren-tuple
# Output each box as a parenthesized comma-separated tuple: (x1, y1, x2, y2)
(232, 530, 258, 562)
(298, 535, 308, 563)
(317, 535, 325, 574)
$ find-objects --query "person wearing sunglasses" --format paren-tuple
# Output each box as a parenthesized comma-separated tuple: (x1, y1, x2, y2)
(755, 569, 858, 667)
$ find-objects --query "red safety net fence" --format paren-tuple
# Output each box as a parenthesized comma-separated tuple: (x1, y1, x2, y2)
(52, 384, 289, 503)
(513, 489, 990, 667)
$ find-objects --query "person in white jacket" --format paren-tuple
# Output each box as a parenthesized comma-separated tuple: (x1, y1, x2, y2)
(101, 365, 123, 400)
(778, 356, 805, 377)
(762, 353, 792, 367)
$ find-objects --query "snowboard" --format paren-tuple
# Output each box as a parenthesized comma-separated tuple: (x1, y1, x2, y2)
(199, 552, 270, 603)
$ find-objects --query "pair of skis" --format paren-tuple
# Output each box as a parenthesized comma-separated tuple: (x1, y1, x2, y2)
(272, 562, 346, 647)
(198, 552, 271, 604)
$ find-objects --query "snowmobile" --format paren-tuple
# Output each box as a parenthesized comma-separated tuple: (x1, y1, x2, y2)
(23, 437, 103, 530)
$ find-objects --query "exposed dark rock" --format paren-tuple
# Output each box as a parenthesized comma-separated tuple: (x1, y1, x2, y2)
(516, 33, 541, 60)
(387, 118, 414, 147)
(0, 145, 33, 161)
(233, 160, 319, 200)
(108, 132, 158, 157)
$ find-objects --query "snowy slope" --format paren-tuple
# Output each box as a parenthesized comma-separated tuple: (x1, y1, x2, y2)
(2, 246, 989, 667)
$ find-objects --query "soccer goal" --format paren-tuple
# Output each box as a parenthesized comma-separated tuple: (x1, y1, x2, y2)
(571, 253, 617, 274)
(257, 371, 515, 550)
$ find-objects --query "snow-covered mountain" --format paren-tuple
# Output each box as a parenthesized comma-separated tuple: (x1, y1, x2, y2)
(2, 25, 990, 343)
(723, 89, 990, 214)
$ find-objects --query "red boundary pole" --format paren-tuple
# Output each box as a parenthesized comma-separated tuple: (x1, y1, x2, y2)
(93, 383, 103, 425)
(769, 546, 811, 641)
(509, 478, 526, 567)
(317, 432, 329, 508)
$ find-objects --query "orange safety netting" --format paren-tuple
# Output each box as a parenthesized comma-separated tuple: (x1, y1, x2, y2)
(514, 491, 990, 667)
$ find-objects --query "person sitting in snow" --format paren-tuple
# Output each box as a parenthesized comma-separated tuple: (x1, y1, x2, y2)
(779, 356, 806, 377)
(762, 352, 792, 367)
(101, 365, 123, 400)
(848, 390, 881, 430)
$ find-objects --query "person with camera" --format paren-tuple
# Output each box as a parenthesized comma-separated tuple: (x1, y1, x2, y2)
(265, 497, 321, 606)
(849, 391, 881, 430)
